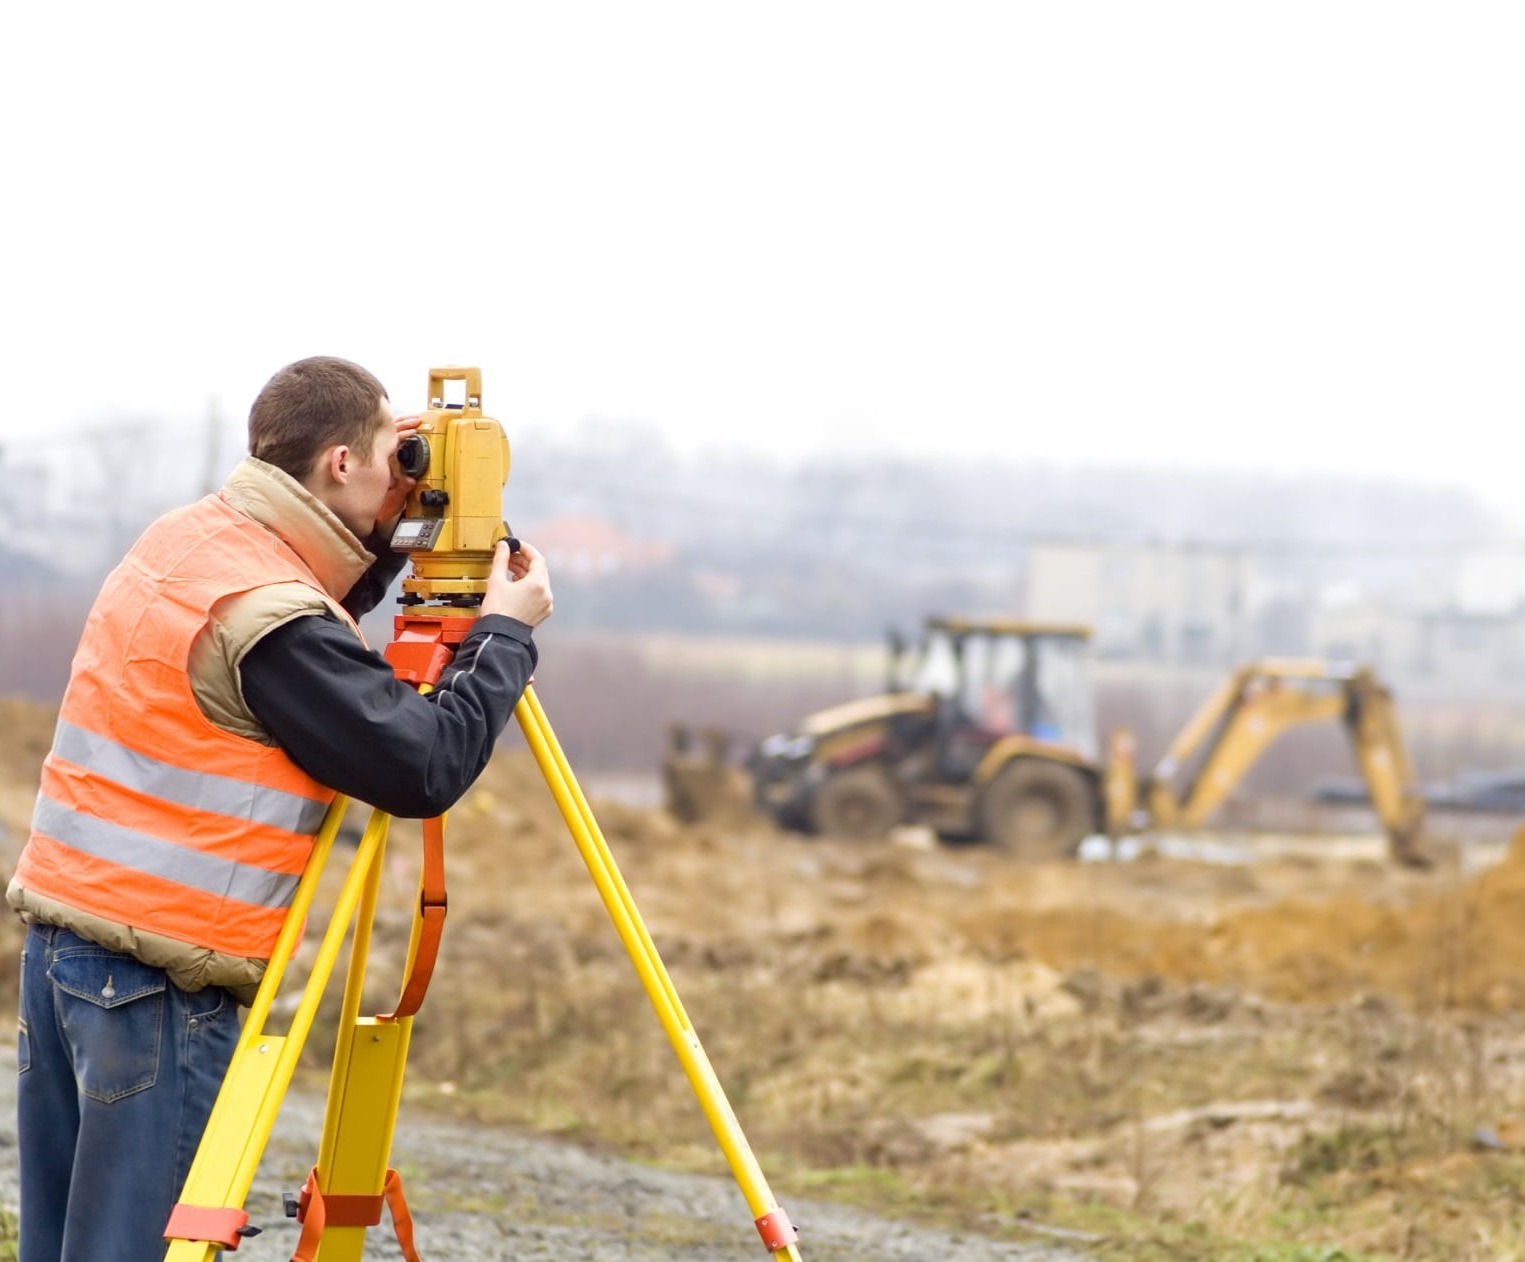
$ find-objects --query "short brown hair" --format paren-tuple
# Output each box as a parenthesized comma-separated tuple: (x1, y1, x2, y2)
(248, 357, 389, 479)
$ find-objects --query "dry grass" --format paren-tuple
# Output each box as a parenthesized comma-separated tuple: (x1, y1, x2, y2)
(255, 750, 1525, 1261)
(9, 690, 1525, 1258)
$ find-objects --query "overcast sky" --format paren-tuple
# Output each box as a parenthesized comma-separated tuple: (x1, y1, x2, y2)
(3, 3, 1522, 518)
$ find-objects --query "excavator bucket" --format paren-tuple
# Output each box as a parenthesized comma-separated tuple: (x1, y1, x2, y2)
(662, 724, 751, 824)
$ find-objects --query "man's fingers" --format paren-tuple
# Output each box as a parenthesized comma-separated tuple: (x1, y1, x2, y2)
(501, 537, 539, 579)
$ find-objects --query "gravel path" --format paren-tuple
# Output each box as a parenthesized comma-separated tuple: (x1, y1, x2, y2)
(0, 1045, 1092, 1260)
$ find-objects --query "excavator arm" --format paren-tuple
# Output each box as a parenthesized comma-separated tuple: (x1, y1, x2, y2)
(1344, 671, 1427, 864)
(1137, 660, 1428, 865)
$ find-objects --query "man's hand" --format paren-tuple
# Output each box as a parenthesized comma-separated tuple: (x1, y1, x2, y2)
(481, 539, 553, 627)
(378, 413, 423, 534)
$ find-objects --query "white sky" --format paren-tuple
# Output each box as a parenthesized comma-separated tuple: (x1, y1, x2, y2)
(3, 3, 1522, 516)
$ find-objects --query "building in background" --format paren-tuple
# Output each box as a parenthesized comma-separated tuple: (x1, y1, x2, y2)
(1025, 541, 1252, 667)
(1025, 538, 1525, 701)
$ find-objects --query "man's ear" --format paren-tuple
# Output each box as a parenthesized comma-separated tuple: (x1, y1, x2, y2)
(326, 445, 352, 485)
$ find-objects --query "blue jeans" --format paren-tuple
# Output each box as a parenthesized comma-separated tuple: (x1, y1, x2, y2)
(17, 923, 241, 1262)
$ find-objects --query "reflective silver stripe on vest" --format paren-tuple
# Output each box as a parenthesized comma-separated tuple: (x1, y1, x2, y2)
(32, 796, 302, 910)
(52, 719, 329, 835)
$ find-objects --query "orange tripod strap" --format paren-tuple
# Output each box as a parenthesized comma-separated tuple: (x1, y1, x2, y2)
(376, 613, 463, 1022)
(290, 1167, 420, 1262)
(377, 813, 446, 1021)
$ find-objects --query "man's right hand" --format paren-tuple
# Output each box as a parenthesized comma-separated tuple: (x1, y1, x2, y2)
(481, 538, 554, 626)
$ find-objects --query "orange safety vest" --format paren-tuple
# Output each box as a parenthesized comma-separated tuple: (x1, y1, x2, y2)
(17, 492, 355, 959)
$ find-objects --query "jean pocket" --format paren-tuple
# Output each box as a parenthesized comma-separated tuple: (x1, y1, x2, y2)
(185, 985, 238, 1051)
(51, 949, 166, 1103)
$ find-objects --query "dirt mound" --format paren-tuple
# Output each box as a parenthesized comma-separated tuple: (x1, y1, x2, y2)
(424, 755, 1525, 1020)
(954, 833, 1525, 1013)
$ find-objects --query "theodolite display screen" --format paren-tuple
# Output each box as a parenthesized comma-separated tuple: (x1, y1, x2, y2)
(390, 518, 445, 550)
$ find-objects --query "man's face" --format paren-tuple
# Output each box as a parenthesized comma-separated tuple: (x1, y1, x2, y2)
(328, 398, 401, 539)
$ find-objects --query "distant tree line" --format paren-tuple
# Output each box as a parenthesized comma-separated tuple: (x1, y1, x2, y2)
(2, 413, 1501, 658)
(507, 417, 1499, 640)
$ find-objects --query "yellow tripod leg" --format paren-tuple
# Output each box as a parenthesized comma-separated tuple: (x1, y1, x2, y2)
(163, 801, 392, 1261)
(301, 693, 455, 1257)
(515, 685, 805, 1259)
(305, 807, 421, 1261)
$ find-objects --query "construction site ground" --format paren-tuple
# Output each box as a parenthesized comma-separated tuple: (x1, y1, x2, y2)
(4, 696, 1525, 1260)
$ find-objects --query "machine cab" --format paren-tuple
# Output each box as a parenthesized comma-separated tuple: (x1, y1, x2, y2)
(896, 619, 1099, 775)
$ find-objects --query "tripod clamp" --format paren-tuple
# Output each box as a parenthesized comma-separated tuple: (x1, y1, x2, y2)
(383, 610, 476, 690)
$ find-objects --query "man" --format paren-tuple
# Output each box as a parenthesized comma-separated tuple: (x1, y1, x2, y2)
(8, 356, 553, 1261)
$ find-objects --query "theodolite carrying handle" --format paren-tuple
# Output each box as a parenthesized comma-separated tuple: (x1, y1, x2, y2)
(426, 365, 483, 413)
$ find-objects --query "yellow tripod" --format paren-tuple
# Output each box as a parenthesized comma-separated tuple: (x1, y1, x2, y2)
(163, 364, 799, 1257)
(162, 677, 802, 1259)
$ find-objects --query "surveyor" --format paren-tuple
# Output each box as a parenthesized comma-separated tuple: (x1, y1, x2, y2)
(6, 356, 554, 1262)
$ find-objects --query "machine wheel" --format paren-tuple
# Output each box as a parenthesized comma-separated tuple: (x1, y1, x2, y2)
(979, 760, 1095, 860)
(810, 766, 901, 841)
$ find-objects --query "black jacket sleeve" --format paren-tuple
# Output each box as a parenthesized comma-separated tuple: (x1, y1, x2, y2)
(239, 611, 537, 818)
(339, 531, 410, 620)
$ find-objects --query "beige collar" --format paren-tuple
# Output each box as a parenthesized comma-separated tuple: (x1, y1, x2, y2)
(219, 457, 374, 601)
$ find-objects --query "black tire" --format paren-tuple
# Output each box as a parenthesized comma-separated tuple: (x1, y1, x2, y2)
(979, 759, 1096, 860)
(810, 766, 901, 841)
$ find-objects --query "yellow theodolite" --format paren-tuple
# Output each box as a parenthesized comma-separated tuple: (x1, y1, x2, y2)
(162, 368, 802, 1261)
(390, 368, 513, 603)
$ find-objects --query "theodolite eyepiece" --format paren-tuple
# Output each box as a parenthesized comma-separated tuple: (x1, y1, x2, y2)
(397, 434, 430, 479)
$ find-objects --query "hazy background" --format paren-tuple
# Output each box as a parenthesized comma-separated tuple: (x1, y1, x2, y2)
(3, 2, 1523, 795)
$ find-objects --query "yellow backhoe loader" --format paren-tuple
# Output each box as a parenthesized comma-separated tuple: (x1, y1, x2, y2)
(740, 617, 1428, 865)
